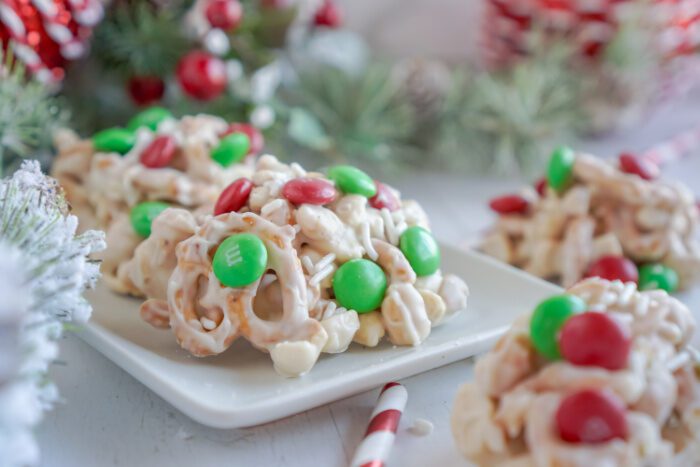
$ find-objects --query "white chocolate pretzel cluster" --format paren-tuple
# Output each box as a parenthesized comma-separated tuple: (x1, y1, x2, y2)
(481, 151, 700, 290)
(51, 113, 255, 294)
(130, 155, 469, 376)
(451, 278, 700, 467)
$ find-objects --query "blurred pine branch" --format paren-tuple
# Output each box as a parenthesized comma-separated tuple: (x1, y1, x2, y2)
(0, 53, 67, 175)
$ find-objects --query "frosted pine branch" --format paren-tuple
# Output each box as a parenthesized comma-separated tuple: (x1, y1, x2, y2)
(0, 161, 105, 467)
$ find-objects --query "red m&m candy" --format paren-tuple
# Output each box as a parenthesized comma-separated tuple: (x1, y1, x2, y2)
(282, 178, 336, 205)
(585, 256, 638, 284)
(488, 194, 530, 215)
(619, 153, 659, 181)
(559, 312, 631, 370)
(535, 178, 547, 197)
(140, 135, 177, 168)
(369, 181, 400, 212)
(223, 123, 264, 155)
(556, 389, 628, 444)
(214, 178, 254, 215)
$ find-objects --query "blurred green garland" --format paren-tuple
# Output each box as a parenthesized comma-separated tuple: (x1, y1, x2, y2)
(0, 1, 693, 177)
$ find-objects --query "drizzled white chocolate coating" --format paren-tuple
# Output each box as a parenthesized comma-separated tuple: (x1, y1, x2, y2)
(451, 278, 700, 467)
(481, 153, 700, 288)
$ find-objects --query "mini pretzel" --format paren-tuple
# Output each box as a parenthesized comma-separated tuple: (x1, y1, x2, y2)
(130, 208, 199, 304)
(166, 212, 328, 377)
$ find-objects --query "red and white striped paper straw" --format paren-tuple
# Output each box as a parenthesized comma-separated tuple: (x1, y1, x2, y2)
(349, 382, 408, 467)
(641, 123, 700, 167)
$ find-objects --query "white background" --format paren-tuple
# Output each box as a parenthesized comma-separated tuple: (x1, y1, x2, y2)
(37, 2, 700, 466)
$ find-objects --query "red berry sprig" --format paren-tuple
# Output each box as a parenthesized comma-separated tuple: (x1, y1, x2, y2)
(205, 0, 243, 31)
(128, 76, 166, 107)
(176, 51, 227, 101)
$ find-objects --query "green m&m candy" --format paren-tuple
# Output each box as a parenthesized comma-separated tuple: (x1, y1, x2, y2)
(332, 259, 387, 313)
(127, 106, 173, 131)
(638, 263, 679, 293)
(212, 233, 268, 288)
(130, 201, 169, 237)
(530, 294, 586, 360)
(93, 128, 136, 155)
(547, 146, 576, 194)
(399, 226, 440, 277)
(211, 132, 251, 167)
(327, 165, 376, 197)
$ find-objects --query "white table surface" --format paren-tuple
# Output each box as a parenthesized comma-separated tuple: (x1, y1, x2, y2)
(37, 62, 700, 467)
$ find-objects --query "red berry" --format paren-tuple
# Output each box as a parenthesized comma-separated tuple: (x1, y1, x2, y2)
(556, 389, 628, 444)
(559, 312, 631, 371)
(488, 194, 530, 215)
(205, 0, 243, 30)
(535, 177, 547, 197)
(369, 181, 400, 212)
(585, 256, 639, 284)
(176, 51, 227, 101)
(223, 123, 264, 155)
(282, 178, 337, 205)
(214, 178, 254, 215)
(619, 153, 659, 181)
(128, 76, 165, 107)
(140, 135, 177, 168)
(314, 0, 342, 28)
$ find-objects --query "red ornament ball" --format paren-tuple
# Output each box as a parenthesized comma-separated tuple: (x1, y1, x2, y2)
(214, 178, 254, 215)
(140, 135, 177, 169)
(369, 181, 401, 212)
(223, 123, 264, 155)
(314, 0, 342, 28)
(128, 76, 166, 107)
(556, 389, 628, 444)
(205, 0, 243, 31)
(488, 194, 530, 215)
(282, 178, 337, 205)
(585, 256, 639, 284)
(559, 312, 632, 371)
(618, 153, 659, 181)
(176, 51, 227, 101)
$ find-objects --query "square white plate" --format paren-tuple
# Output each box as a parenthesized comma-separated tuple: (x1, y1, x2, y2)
(78, 244, 560, 429)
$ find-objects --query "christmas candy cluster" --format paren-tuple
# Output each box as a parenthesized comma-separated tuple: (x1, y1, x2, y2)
(52, 112, 469, 377)
(451, 277, 700, 466)
(135, 155, 468, 376)
(481, 148, 700, 291)
(51, 109, 258, 294)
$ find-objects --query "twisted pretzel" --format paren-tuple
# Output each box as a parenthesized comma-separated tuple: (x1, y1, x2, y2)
(165, 212, 327, 377)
